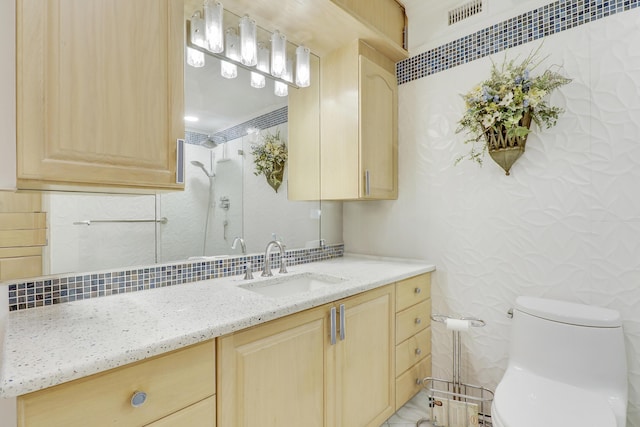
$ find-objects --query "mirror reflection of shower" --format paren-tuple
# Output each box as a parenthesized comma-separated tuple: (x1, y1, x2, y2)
(191, 147, 217, 256)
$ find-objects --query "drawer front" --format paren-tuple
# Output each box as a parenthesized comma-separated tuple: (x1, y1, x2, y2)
(396, 299, 431, 344)
(145, 396, 216, 427)
(395, 355, 432, 410)
(395, 327, 431, 375)
(395, 274, 431, 312)
(18, 340, 216, 427)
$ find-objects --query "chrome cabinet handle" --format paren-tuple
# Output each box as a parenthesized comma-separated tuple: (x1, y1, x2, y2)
(365, 170, 370, 196)
(415, 348, 422, 356)
(330, 307, 337, 345)
(131, 391, 147, 408)
(414, 287, 421, 294)
(415, 317, 422, 325)
(339, 304, 346, 341)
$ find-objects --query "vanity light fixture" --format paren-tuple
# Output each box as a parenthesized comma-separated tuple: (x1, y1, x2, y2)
(204, 0, 224, 53)
(221, 27, 239, 79)
(187, 5, 310, 91)
(239, 15, 257, 66)
(187, 11, 206, 68)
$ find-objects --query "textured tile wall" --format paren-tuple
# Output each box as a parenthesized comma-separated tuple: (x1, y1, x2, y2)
(345, 2, 640, 425)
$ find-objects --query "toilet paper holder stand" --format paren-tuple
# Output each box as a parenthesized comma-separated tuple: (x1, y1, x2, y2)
(417, 314, 494, 427)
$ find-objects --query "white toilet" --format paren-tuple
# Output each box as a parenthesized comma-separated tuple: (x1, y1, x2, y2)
(492, 296, 628, 427)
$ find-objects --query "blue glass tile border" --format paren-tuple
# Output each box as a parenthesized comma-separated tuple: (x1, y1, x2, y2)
(397, 0, 639, 85)
(6, 243, 344, 312)
(185, 106, 288, 146)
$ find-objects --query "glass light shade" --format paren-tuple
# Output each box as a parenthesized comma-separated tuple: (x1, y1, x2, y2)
(274, 81, 288, 97)
(284, 59, 293, 83)
(239, 15, 257, 66)
(270, 30, 287, 78)
(295, 45, 311, 87)
(187, 48, 205, 68)
(204, 0, 224, 53)
(256, 42, 270, 72)
(187, 11, 206, 68)
(251, 72, 265, 88)
(221, 27, 239, 79)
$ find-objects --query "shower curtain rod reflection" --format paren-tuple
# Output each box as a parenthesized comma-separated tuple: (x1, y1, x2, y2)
(73, 218, 169, 226)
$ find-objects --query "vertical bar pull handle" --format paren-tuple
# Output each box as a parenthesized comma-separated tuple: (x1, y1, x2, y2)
(330, 307, 337, 345)
(176, 139, 185, 184)
(365, 170, 370, 196)
(339, 304, 346, 341)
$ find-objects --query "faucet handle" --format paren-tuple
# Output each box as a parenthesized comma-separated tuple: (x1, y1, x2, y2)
(279, 257, 288, 274)
(244, 261, 254, 280)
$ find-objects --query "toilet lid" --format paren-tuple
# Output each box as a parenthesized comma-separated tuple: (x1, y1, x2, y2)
(493, 369, 616, 427)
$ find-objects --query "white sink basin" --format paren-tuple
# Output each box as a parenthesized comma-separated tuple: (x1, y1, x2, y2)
(239, 273, 345, 298)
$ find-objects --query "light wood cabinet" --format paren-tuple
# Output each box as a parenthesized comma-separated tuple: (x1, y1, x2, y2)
(15, 0, 185, 192)
(394, 273, 432, 409)
(320, 39, 398, 200)
(217, 284, 395, 427)
(17, 341, 216, 427)
(330, 0, 406, 49)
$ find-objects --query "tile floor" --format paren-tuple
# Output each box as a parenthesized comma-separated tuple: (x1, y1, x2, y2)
(380, 390, 432, 427)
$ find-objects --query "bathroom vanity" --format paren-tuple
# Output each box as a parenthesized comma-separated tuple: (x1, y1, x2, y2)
(2, 257, 433, 426)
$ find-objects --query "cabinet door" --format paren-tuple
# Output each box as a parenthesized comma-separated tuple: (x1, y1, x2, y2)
(16, 0, 184, 191)
(217, 306, 328, 427)
(330, 285, 395, 427)
(359, 55, 398, 199)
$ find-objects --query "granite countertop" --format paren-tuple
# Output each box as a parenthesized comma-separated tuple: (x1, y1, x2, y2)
(0, 254, 435, 398)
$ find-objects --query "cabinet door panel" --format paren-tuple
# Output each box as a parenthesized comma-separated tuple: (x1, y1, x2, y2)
(17, 0, 184, 190)
(359, 55, 397, 199)
(333, 285, 395, 427)
(218, 308, 327, 427)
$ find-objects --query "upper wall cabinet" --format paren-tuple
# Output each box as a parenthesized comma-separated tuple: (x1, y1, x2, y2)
(320, 40, 398, 200)
(16, 0, 185, 192)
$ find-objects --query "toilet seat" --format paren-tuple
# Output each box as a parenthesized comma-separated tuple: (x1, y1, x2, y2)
(492, 368, 616, 427)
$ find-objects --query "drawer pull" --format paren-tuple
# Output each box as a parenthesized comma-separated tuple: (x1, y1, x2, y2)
(414, 287, 421, 294)
(415, 348, 422, 356)
(415, 318, 422, 325)
(131, 391, 147, 408)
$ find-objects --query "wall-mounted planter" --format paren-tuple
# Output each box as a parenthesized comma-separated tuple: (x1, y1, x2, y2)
(484, 112, 532, 176)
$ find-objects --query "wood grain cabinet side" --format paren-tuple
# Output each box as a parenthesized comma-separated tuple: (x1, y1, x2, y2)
(15, 0, 185, 192)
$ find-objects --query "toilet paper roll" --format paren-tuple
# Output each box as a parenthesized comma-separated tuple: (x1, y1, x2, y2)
(445, 318, 470, 331)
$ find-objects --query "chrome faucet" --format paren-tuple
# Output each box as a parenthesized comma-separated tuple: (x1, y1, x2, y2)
(231, 237, 246, 254)
(262, 240, 288, 277)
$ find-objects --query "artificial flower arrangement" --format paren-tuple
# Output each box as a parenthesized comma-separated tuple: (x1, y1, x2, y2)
(456, 47, 571, 174)
(251, 129, 288, 192)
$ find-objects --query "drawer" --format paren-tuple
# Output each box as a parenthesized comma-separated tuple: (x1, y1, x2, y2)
(145, 396, 216, 427)
(18, 340, 216, 427)
(395, 327, 431, 376)
(395, 274, 430, 312)
(396, 299, 430, 344)
(395, 355, 432, 410)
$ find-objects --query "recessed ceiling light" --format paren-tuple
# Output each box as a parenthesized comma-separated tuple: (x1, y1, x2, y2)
(184, 116, 199, 122)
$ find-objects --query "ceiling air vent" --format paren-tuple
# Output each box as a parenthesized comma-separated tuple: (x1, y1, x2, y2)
(448, 0, 483, 25)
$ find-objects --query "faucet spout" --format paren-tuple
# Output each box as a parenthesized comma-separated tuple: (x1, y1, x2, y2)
(232, 237, 247, 254)
(261, 240, 288, 277)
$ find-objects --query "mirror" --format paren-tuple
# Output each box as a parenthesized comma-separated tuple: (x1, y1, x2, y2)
(37, 40, 342, 277)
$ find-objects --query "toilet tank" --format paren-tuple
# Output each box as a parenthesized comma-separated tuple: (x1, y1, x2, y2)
(509, 296, 627, 397)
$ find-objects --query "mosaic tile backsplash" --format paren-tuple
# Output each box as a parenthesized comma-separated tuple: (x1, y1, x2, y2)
(7, 243, 344, 312)
(397, 0, 639, 85)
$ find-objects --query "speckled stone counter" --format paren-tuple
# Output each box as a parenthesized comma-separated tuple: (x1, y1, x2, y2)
(0, 255, 434, 398)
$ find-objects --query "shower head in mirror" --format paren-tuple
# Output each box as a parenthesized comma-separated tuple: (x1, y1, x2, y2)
(191, 160, 216, 178)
